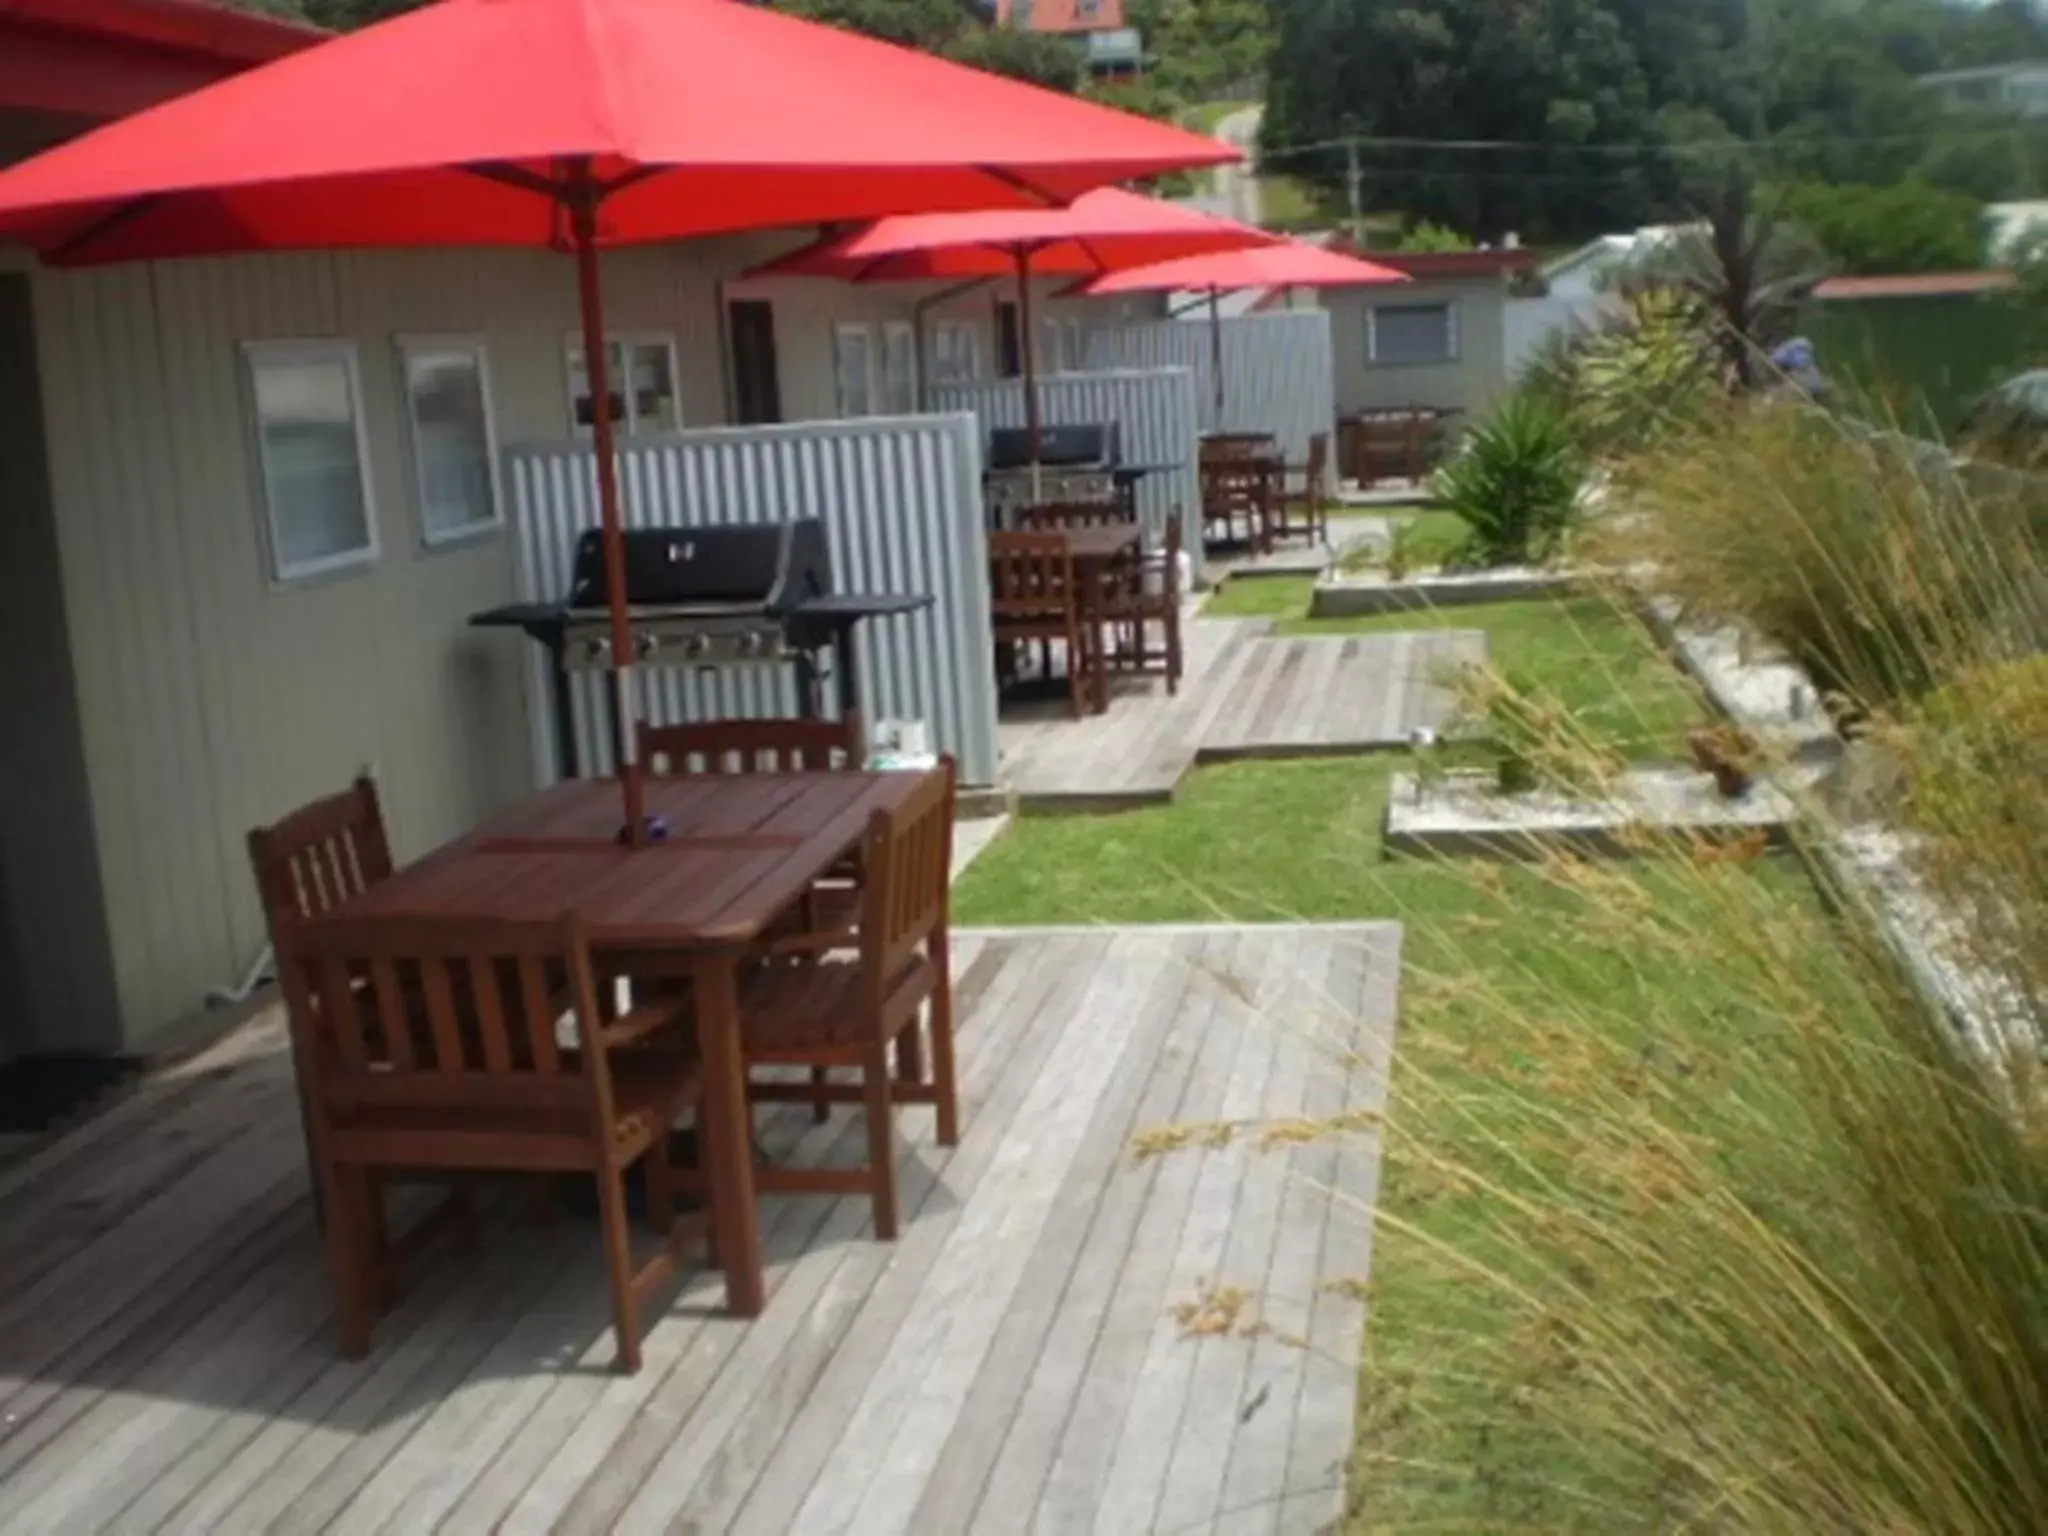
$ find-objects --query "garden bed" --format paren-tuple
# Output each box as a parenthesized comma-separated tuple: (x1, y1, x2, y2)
(1384, 765, 1802, 859)
(1312, 564, 1584, 618)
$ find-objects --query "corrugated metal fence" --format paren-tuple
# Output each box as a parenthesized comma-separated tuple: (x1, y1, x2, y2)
(503, 413, 1000, 787)
(928, 367, 1203, 564)
(1083, 311, 1336, 465)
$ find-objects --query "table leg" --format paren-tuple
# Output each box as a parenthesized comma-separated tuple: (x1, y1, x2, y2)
(694, 952, 765, 1316)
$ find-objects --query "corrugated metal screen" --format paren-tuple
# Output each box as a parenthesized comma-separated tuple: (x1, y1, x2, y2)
(1083, 311, 1336, 465)
(503, 413, 1000, 787)
(928, 367, 1202, 565)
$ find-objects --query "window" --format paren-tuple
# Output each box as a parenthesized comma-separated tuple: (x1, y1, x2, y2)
(881, 321, 917, 415)
(245, 341, 377, 582)
(566, 333, 679, 438)
(399, 337, 499, 547)
(930, 318, 982, 387)
(1367, 301, 1459, 366)
(834, 322, 876, 417)
(1042, 315, 1086, 373)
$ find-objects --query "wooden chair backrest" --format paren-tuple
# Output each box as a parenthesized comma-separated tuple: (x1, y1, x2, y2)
(641, 714, 862, 776)
(1017, 502, 1135, 533)
(987, 531, 1077, 621)
(248, 776, 394, 932)
(278, 913, 617, 1127)
(859, 759, 956, 990)
(1202, 458, 1275, 511)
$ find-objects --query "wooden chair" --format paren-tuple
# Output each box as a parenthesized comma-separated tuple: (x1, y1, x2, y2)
(737, 760, 958, 1240)
(1201, 457, 1278, 553)
(248, 775, 394, 926)
(1097, 513, 1184, 694)
(1015, 501, 1136, 533)
(639, 713, 863, 777)
(641, 712, 866, 948)
(249, 777, 401, 1221)
(276, 912, 702, 1373)
(1270, 432, 1331, 548)
(988, 531, 1100, 718)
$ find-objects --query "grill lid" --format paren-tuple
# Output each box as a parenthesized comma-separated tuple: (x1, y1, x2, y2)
(566, 519, 832, 612)
(988, 422, 1119, 472)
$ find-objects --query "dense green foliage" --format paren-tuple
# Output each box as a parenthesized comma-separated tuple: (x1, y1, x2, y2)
(1264, 0, 2048, 244)
(1784, 178, 1988, 274)
(1430, 394, 1585, 566)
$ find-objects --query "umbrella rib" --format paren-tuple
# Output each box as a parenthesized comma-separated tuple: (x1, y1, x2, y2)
(974, 165, 1063, 208)
(49, 193, 163, 265)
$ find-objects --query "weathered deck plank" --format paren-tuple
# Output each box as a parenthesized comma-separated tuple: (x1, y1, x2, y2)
(1000, 615, 1487, 810)
(0, 925, 1398, 1536)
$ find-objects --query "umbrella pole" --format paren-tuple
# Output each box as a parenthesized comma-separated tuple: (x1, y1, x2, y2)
(568, 170, 648, 846)
(1209, 285, 1225, 421)
(1015, 248, 1042, 502)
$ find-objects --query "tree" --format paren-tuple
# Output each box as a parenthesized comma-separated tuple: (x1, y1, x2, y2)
(1783, 179, 1987, 275)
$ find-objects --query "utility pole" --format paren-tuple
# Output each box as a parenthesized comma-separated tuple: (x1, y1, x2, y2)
(1345, 137, 1364, 245)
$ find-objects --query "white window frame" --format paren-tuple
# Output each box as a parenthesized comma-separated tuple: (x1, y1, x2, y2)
(563, 330, 682, 439)
(397, 334, 502, 550)
(834, 321, 878, 418)
(881, 319, 918, 416)
(930, 318, 982, 387)
(1366, 301, 1461, 367)
(243, 339, 380, 586)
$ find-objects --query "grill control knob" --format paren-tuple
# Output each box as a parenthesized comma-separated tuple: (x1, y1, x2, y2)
(583, 638, 610, 666)
(636, 633, 660, 661)
(683, 633, 711, 660)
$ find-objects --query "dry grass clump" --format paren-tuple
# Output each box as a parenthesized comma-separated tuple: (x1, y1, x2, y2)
(1351, 786, 2045, 1533)
(1347, 414, 2046, 1530)
(1607, 402, 2045, 705)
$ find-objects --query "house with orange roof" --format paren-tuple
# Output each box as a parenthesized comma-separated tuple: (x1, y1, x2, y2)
(993, 0, 1144, 79)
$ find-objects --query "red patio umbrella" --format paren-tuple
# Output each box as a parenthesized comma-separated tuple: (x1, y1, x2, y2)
(1077, 240, 1408, 416)
(0, 0, 1234, 842)
(750, 188, 1279, 473)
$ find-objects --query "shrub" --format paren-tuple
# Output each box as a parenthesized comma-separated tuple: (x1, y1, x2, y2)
(1430, 394, 1584, 568)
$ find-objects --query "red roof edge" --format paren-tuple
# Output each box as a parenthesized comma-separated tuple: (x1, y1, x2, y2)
(0, 0, 326, 66)
(1323, 240, 1538, 280)
(1811, 270, 2018, 301)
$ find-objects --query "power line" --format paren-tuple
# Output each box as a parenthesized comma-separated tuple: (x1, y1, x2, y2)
(1257, 121, 2046, 164)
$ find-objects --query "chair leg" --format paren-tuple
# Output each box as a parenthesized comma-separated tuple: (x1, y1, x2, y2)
(321, 1162, 374, 1359)
(809, 1065, 832, 1124)
(931, 936, 960, 1149)
(595, 1163, 643, 1374)
(863, 1046, 900, 1241)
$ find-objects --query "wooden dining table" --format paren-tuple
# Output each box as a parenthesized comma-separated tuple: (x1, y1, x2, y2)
(322, 769, 930, 1317)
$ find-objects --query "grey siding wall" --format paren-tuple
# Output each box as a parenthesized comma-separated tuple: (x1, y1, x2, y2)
(1327, 277, 1510, 420)
(0, 274, 119, 1059)
(503, 414, 999, 787)
(1083, 310, 1337, 462)
(928, 367, 1203, 564)
(26, 237, 770, 1051)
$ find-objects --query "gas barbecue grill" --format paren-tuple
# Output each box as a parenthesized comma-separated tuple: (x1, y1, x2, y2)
(982, 422, 1183, 526)
(472, 519, 930, 778)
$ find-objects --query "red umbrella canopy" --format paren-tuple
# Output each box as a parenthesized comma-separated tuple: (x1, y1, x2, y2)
(0, 0, 1238, 265)
(1077, 239, 1411, 295)
(748, 187, 1280, 283)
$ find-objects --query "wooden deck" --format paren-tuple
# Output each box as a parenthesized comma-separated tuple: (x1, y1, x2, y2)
(1000, 617, 1488, 810)
(0, 923, 1398, 1535)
